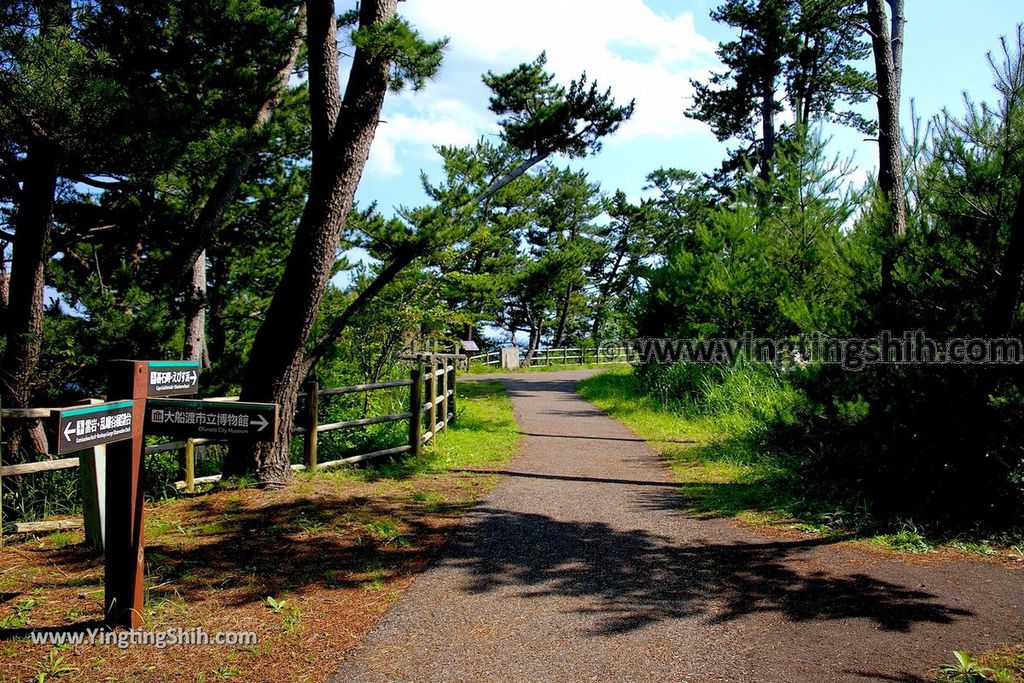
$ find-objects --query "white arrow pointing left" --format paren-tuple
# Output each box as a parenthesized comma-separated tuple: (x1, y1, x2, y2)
(64, 421, 77, 441)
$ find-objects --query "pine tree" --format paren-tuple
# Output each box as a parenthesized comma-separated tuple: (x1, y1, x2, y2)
(688, 0, 871, 180)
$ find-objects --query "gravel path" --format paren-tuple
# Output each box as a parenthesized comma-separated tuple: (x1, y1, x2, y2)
(331, 370, 1024, 683)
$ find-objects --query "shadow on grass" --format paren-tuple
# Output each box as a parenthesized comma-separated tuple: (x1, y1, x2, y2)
(0, 380, 519, 639)
(577, 371, 871, 533)
(2, 491, 973, 643)
(0, 492, 467, 643)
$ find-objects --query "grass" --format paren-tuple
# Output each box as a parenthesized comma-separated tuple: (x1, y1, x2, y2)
(578, 367, 804, 526)
(933, 646, 1024, 683)
(0, 379, 520, 683)
(577, 367, 1023, 557)
(306, 381, 518, 480)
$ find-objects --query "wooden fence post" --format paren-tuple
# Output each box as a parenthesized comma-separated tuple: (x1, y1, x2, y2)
(452, 362, 460, 421)
(408, 360, 423, 456)
(184, 439, 195, 493)
(427, 356, 437, 436)
(440, 362, 449, 432)
(303, 380, 319, 471)
(1, 396, 4, 547)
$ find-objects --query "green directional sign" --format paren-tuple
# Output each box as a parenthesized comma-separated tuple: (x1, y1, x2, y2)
(146, 360, 201, 396)
(50, 400, 137, 455)
(145, 398, 279, 441)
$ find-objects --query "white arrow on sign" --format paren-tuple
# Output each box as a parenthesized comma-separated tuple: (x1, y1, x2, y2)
(189, 371, 198, 383)
(64, 421, 77, 441)
(252, 414, 269, 432)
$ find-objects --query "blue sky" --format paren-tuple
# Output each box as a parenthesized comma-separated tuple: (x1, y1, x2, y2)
(348, 0, 1024, 216)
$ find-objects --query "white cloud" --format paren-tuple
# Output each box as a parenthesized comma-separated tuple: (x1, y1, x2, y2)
(367, 96, 491, 179)
(363, 1, 718, 179)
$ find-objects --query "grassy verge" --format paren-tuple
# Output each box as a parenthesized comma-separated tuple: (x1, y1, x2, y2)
(0, 381, 518, 683)
(577, 367, 1024, 558)
(578, 368, 801, 527)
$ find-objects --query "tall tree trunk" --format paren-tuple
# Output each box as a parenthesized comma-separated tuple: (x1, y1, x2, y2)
(591, 238, 629, 341)
(174, 10, 305, 280)
(0, 246, 9, 310)
(224, 0, 398, 486)
(182, 250, 210, 367)
(207, 253, 229, 363)
(0, 247, 9, 335)
(523, 322, 541, 366)
(987, 176, 1024, 335)
(590, 301, 604, 342)
(867, 0, 907, 324)
(0, 140, 57, 458)
(552, 282, 574, 348)
(760, 76, 777, 180)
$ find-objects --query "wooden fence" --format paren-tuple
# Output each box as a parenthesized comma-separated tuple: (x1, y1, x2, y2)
(0, 353, 457, 533)
(469, 346, 632, 368)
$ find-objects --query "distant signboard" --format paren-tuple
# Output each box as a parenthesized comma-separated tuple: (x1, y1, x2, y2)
(146, 360, 201, 397)
(461, 340, 480, 352)
(50, 400, 136, 455)
(145, 398, 278, 441)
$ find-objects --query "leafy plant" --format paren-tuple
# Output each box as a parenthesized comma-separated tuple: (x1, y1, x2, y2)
(365, 518, 409, 546)
(34, 650, 77, 682)
(0, 597, 40, 629)
(886, 520, 935, 554)
(264, 596, 287, 614)
(939, 650, 995, 682)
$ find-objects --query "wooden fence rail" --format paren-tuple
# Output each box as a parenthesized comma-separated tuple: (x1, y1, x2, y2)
(469, 346, 633, 368)
(0, 354, 457, 532)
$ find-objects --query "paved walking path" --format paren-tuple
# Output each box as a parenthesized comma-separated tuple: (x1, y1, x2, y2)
(331, 370, 1024, 683)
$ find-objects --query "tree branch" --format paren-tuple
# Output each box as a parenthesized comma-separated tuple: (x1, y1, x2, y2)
(172, 6, 306, 280)
(0, 77, 48, 141)
(71, 175, 129, 190)
(305, 249, 418, 365)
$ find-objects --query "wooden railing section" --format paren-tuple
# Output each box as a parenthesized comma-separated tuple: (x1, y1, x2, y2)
(469, 346, 632, 367)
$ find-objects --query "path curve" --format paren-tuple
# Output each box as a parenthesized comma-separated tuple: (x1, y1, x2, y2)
(331, 370, 1024, 683)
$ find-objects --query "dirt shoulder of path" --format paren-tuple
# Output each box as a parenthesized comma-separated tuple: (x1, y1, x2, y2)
(0, 382, 518, 683)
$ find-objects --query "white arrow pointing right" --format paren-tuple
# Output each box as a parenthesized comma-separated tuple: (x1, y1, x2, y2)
(252, 414, 269, 432)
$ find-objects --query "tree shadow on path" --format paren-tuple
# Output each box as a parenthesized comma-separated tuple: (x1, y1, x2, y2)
(441, 506, 973, 637)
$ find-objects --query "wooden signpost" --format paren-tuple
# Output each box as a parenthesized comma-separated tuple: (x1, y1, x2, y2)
(44, 359, 280, 628)
(146, 360, 201, 396)
(461, 340, 479, 369)
(103, 360, 148, 628)
(145, 398, 279, 441)
(49, 400, 136, 456)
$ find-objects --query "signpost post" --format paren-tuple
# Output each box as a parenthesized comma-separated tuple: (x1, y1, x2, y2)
(104, 360, 148, 628)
